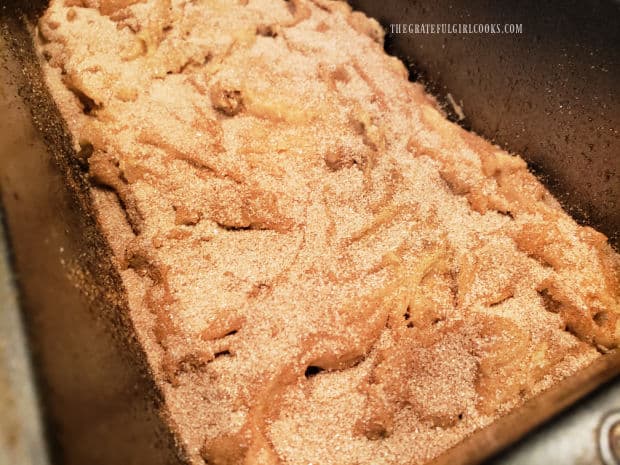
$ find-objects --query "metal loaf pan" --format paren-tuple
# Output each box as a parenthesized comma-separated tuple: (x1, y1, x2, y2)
(1, 1, 619, 464)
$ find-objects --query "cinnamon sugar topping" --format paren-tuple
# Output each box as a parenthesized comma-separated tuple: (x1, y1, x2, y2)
(38, 1, 619, 464)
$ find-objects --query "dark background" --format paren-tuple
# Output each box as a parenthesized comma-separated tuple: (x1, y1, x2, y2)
(351, 0, 620, 248)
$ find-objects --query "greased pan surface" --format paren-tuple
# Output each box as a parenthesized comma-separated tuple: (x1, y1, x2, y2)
(351, 0, 620, 248)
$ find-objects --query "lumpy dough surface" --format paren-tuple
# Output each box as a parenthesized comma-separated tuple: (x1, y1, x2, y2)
(39, 1, 620, 464)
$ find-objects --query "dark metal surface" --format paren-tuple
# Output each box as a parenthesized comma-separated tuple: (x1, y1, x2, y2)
(351, 0, 620, 248)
